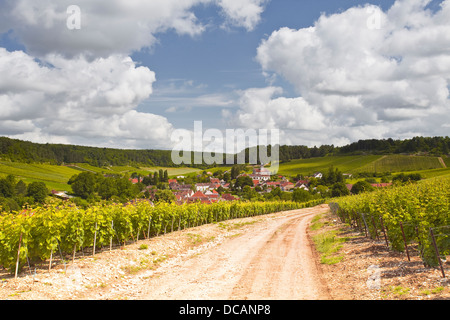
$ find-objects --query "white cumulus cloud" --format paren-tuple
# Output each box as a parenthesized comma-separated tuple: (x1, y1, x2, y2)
(0, 0, 268, 59)
(224, 87, 326, 131)
(249, 0, 450, 146)
(217, 0, 268, 31)
(0, 48, 178, 149)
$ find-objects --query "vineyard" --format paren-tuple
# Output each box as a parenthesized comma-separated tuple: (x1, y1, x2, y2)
(330, 176, 450, 277)
(0, 199, 324, 276)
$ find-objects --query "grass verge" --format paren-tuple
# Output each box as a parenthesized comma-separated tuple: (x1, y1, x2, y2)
(310, 214, 348, 265)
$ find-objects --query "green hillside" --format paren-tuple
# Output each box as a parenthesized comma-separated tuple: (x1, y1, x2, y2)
(0, 161, 81, 191)
(277, 155, 383, 176)
(401, 167, 450, 179)
(353, 155, 444, 173)
(1, 153, 449, 192)
(277, 154, 448, 177)
(71, 163, 204, 177)
(442, 155, 450, 167)
(0, 161, 206, 192)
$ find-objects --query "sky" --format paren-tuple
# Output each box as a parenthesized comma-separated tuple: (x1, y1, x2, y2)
(0, 0, 449, 152)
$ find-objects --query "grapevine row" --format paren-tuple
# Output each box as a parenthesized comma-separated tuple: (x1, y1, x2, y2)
(330, 176, 450, 270)
(0, 199, 324, 274)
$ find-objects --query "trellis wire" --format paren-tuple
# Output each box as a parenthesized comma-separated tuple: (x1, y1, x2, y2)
(332, 206, 449, 278)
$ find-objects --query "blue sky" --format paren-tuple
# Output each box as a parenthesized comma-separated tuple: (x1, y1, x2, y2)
(0, 0, 449, 150)
(137, 0, 398, 129)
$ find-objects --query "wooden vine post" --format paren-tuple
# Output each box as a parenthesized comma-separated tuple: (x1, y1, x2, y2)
(15, 232, 23, 279)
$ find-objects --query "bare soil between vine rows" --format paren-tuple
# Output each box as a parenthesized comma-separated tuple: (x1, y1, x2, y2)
(0, 204, 448, 300)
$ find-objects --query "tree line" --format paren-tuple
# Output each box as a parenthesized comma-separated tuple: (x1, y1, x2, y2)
(68, 169, 171, 205)
(239, 137, 450, 163)
(68, 172, 143, 204)
(0, 175, 48, 212)
(0, 137, 174, 167)
(138, 169, 169, 186)
(0, 136, 448, 167)
(338, 136, 450, 155)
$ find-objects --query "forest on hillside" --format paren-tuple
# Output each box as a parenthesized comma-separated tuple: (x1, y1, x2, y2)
(0, 136, 449, 167)
(0, 137, 174, 167)
(276, 136, 450, 162)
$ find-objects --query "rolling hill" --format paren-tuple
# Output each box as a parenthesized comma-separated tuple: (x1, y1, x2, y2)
(1, 134, 449, 192)
(277, 155, 382, 176)
(2, 154, 449, 193)
(277, 154, 449, 178)
(0, 161, 81, 191)
(0, 161, 204, 192)
(352, 155, 444, 173)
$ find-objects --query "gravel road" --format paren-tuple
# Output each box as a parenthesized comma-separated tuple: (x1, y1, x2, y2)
(137, 204, 331, 300)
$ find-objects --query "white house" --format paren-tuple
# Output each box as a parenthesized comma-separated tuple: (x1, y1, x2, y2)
(313, 172, 323, 179)
(250, 165, 271, 181)
(195, 183, 211, 192)
(248, 173, 270, 182)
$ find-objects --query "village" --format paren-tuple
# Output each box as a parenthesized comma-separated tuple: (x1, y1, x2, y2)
(47, 163, 395, 206)
(125, 165, 293, 204)
(127, 165, 392, 205)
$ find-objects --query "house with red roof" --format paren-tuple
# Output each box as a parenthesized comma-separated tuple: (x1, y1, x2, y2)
(188, 190, 209, 202)
(221, 193, 237, 201)
(209, 182, 222, 189)
(171, 184, 192, 191)
(210, 177, 220, 184)
(280, 181, 294, 191)
(265, 181, 280, 188)
(294, 180, 310, 191)
(252, 179, 261, 187)
(205, 190, 220, 199)
(174, 190, 194, 200)
(371, 183, 392, 188)
(129, 177, 143, 184)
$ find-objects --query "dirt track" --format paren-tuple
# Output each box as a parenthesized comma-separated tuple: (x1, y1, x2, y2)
(138, 205, 331, 300)
(0, 204, 331, 300)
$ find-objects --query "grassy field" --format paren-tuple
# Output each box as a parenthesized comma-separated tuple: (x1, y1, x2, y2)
(277, 154, 447, 177)
(277, 155, 383, 177)
(68, 163, 207, 177)
(140, 166, 203, 176)
(353, 155, 444, 173)
(0, 161, 81, 191)
(442, 155, 450, 167)
(392, 167, 450, 179)
(0, 161, 209, 191)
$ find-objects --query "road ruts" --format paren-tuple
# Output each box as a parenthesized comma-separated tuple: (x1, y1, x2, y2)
(137, 204, 331, 300)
